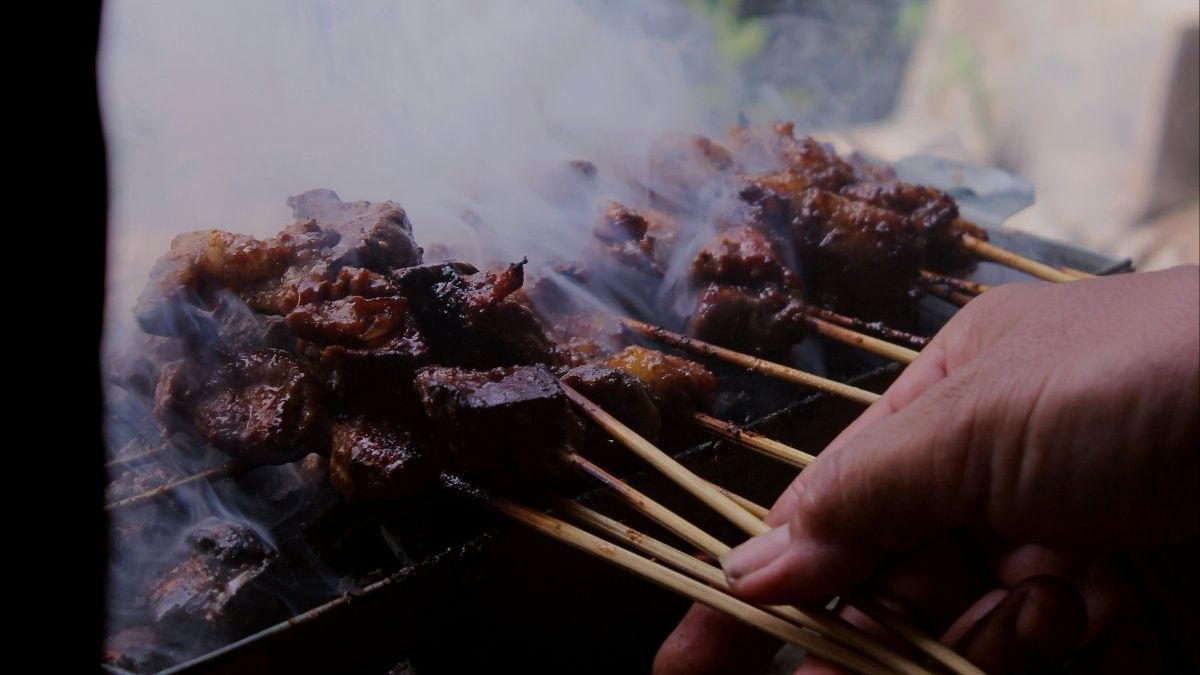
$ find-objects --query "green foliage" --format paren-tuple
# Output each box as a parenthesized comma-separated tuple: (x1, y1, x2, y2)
(683, 0, 769, 64)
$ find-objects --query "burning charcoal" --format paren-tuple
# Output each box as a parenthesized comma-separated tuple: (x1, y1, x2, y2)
(154, 349, 327, 465)
(103, 626, 173, 673)
(561, 365, 661, 442)
(605, 346, 716, 416)
(688, 283, 806, 357)
(414, 365, 582, 490)
(395, 261, 563, 368)
(790, 188, 925, 326)
(329, 418, 442, 502)
(147, 518, 288, 641)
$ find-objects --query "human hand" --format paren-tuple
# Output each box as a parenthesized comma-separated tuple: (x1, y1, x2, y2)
(655, 265, 1200, 674)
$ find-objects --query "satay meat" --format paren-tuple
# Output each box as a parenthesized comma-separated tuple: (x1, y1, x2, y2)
(688, 283, 806, 357)
(561, 364, 662, 442)
(154, 349, 326, 465)
(606, 345, 716, 416)
(329, 418, 442, 502)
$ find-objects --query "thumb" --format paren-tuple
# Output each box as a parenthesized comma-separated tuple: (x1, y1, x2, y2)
(723, 363, 990, 604)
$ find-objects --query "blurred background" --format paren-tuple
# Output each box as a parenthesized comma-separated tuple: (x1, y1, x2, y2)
(688, 0, 1199, 269)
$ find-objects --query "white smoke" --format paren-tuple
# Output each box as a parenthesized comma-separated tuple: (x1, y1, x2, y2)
(99, 0, 750, 349)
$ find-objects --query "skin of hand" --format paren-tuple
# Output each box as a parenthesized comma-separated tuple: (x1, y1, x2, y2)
(654, 265, 1200, 675)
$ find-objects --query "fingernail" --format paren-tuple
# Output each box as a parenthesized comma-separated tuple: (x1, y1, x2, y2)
(721, 524, 790, 582)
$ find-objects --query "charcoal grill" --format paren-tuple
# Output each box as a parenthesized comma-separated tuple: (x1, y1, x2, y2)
(101, 226, 1130, 674)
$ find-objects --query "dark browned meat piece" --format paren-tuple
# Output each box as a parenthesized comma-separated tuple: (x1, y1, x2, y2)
(592, 201, 680, 277)
(103, 626, 173, 673)
(648, 134, 736, 211)
(154, 349, 326, 465)
(839, 180, 981, 271)
(329, 418, 442, 501)
(545, 312, 627, 367)
(561, 364, 662, 442)
(147, 518, 288, 640)
(606, 346, 716, 416)
(415, 365, 582, 490)
(394, 260, 562, 368)
(107, 462, 177, 503)
(286, 293, 430, 414)
(691, 225, 796, 287)
(688, 283, 806, 357)
(790, 188, 925, 326)
(287, 188, 423, 272)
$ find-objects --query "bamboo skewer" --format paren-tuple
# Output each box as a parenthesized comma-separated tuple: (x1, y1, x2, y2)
(105, 463, 239, 511)
(1059, 265, 1095, 280)
(562, 451, 730, 556)
(922, 283, 973, 307)
(484, 495, 890, 674)
(852, 596, 985, 675)
(803, 316, 919, 364)
(105, 443, 170, 470)
(960, 234, 1078, 283)
(558, 501, 930, 675)
(703, 480, 771, 520)
(619, 318, 881, 406)
(564, 386, 766, 535)
(692, 412, 815, 469)
(919, 270, 990, 295)
(804, 306, 930, 350)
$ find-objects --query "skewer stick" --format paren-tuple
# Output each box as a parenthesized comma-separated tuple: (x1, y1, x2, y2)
(704, 480, 771, 519)
(692, 412, 815, 468)
(922, 283, 972, 307)
(919, 270, 990, 295)
(562, 451, 729, 556)
(804, 306, 930, 350)
(852, 596, 985, 675)
(105, 443, 170, 469)
(803, 316, 919, 365)
(566, 450, 971, 675)
(619, 318, 881, 406)
(563, 387, 766, 535)
(485, 496, 889, 674)
(105, 463, 239, 511)
(559, 501, 931, 675)
(1059, 265, 1095, 280)
(960, 235, 1077, 283)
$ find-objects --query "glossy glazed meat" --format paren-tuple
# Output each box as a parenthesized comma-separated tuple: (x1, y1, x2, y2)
(154, 349, 326, 465)
(561, 364, 662, 442)
(606, 345, 716, 416)
(329, 418, 442, 501)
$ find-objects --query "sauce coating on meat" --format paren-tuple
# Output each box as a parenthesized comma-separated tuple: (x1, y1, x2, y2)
(329, 418, 442, 501)
(561, 364, 662, 442)
(606, 345, 716, 415)
(688, 283, 806, 357)
(154, 349, 326, 465)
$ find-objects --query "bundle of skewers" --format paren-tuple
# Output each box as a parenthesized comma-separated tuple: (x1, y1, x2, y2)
(105, 122, 1093, 674)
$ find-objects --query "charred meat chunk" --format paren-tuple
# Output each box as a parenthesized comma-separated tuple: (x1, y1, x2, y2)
(790, 188, 925, 325)
(691, 225, 795, 287)
(593, 201, 680, 277)
(838, 180, 980, 271)
(561, 364, 662, 442)
(147, 518, 288, 640)
(286, 294, 431, 414)
(648, 134, 736, 211)
(287, 188, 422, 271)
(329, 418, 442, 501)
(688, 283, 806, 357)
(154, 349, 326, 465)
(415, 365, 582, 490)
(103, 626, 173, 673)
(395, 260, 562, 368)
(606, 346, 716, 416)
